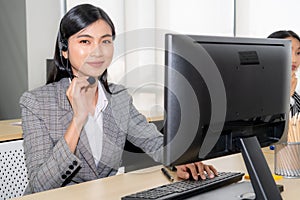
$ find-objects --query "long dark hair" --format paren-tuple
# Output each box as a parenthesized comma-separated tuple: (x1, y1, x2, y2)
(268, 30, 300, 42)
(47, 4, 116, 94)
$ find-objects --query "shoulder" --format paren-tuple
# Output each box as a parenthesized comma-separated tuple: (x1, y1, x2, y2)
(107, 83, 133, 110)
(108, 83, 127, 93)
(19, 79, 67, 109)
(108, 83, 131, 98)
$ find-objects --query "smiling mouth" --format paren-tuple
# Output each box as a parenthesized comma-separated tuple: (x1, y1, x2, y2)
(86, 61, 104, 67)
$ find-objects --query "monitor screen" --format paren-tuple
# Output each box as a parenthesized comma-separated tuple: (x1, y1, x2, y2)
(163, 34, 290, 167)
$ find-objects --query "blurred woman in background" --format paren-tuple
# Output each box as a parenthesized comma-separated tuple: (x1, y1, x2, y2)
(268, 30, 300, 115)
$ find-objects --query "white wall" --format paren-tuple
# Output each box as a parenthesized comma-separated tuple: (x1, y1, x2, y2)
(26, 0, 63, 90)
(236, 0, 300, 38)
(29, 0, 300, 117)
(156, 0, 234, 36)
(235, 0, 300, 93)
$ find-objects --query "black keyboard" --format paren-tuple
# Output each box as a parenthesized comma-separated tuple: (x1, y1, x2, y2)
(121, 172, 244, 200)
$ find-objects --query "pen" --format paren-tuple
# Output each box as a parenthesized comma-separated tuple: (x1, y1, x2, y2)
(161, 167, 174, 182)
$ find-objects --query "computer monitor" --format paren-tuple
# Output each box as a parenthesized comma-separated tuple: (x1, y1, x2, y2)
(163, 34, 290, 200)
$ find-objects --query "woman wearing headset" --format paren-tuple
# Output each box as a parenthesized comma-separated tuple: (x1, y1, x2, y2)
(20, 4, 217, 194)
(268, 30, 300, 115)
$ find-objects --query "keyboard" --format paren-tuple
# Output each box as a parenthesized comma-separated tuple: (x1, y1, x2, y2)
(121, 172, 244, 200)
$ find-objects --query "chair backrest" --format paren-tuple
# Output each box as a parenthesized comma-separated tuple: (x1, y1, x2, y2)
(0, 139, 28, 199)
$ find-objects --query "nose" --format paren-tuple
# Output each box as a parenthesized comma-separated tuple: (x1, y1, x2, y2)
(90, 44, 103, 57)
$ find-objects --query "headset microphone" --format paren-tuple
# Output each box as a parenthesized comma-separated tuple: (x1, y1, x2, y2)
(87, 76, 96, 85)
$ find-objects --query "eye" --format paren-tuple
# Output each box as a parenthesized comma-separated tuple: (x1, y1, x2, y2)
(80, 40, 90, 44)
(102, 39, 112, 44)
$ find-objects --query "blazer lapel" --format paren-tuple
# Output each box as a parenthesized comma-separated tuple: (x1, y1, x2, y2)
(96, 100, 126, 175)
(96, 106, 116, 175)
(77, 129, 98, 177)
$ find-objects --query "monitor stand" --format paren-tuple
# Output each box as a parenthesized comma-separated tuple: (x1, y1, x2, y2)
(239, 136, 282, 200)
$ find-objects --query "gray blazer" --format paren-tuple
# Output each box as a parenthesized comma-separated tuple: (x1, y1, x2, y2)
(20, 78, 163, 194)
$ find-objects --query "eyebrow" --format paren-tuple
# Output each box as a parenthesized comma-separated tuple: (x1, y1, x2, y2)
(76, 34, 113, 39)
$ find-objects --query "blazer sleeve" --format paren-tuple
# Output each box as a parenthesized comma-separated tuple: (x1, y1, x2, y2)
(125, 94, 164, 163)
(20, 91, 82, 194)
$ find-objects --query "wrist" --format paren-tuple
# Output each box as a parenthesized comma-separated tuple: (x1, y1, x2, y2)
(71, 116, 86, 131)
(64, 118, 84, 153)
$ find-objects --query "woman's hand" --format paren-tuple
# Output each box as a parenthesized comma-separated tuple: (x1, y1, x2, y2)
(291, 71, 297, 96)
(64, 77, 97, 153)
(175, 162, 218, 180)
(66, 76, 97, 127)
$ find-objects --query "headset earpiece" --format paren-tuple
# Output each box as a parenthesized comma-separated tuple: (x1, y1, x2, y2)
(58, 31, 68, 52)
(59, 39, 68, 52)
(56, 27, 74, 78)
(57, 30, 70, 72)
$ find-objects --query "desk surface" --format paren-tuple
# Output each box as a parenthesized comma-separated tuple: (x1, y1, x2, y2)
(0, 119, 22, 142)
(13, 148, 300, 200)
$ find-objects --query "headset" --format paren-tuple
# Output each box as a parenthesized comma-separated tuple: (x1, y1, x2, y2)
(58, 21, 68, 52)
(57, 27, 75, 79)
(58, 34, 68, 52)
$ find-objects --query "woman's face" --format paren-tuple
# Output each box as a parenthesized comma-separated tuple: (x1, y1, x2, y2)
(63, 19, 114, 77)
(287, 37, 300, 72)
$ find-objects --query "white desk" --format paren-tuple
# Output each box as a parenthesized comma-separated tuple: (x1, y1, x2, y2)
(12, 148, 300, 200)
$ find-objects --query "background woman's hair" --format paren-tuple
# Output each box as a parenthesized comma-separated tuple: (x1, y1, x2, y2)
(47, 4, 115, 94)
(268, 30, 300, 42)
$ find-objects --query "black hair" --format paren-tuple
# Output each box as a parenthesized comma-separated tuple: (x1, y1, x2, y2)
(47, 4, 116, 94)
(268, 30, 300, 42)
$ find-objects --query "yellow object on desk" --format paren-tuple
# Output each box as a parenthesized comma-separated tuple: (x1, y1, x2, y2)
(244, 173, 283, 181)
